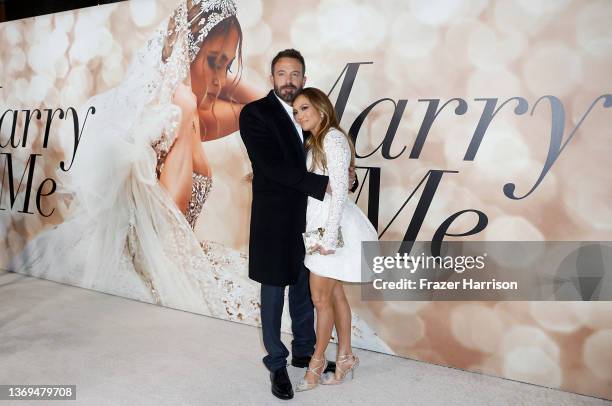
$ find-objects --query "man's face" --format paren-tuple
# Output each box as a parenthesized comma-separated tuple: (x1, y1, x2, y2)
(270, 57, 306, 104)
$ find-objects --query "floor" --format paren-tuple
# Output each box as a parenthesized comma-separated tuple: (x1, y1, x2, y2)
(0, 270, 609, 406)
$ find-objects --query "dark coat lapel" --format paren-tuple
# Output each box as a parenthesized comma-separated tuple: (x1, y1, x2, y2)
(266, 91, 305, 160)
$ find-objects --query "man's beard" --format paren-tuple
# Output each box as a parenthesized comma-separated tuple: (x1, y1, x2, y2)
(274, 84, 301, 103)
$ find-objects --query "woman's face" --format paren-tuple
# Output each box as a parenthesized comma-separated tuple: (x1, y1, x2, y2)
(293, 95, 322, 133)
(190, 25, 239, 110)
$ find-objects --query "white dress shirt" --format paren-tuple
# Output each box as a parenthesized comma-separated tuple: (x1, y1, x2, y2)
(275, 92, 304, 144)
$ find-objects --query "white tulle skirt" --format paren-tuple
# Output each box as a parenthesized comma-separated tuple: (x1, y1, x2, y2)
(304, 194, 378, 282)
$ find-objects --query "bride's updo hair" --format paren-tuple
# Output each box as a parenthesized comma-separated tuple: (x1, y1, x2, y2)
(298, 87, 356, 173)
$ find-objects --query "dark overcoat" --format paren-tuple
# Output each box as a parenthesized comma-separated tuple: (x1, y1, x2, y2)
(239, 91, 328, 286)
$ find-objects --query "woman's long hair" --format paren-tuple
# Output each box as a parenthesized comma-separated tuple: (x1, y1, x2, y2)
(298, 87, 355, 173)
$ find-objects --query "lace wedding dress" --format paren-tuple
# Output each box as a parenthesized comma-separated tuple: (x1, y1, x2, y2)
(304, 128, 378, 282)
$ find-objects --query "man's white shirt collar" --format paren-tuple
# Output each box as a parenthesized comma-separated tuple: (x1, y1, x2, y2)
(275, 92, 303, 143)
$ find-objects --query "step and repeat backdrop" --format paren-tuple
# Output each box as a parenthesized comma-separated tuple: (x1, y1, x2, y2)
(1, 0, 611, 399)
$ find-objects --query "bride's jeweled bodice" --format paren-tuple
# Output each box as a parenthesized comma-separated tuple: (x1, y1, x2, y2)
(186, 172, 213, 229)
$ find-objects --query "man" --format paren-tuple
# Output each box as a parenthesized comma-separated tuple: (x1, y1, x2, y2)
(239, 49, 338, 400)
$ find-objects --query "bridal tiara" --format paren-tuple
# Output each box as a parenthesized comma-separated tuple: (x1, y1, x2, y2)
(188, 0, 238, 61)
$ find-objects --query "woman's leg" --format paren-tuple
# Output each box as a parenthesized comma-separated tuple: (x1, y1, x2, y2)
(332, 282, 352, 356)
(303, 273, 337, 384)
(330, 283, 357, 380)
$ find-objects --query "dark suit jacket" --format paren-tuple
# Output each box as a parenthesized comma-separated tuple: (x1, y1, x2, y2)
(239, 91, 328, 286)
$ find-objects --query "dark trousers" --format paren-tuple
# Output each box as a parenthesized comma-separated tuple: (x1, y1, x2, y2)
(260, 266, 315, 372)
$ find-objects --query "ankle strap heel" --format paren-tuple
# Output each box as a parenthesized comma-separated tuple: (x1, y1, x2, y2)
(321, 354, 359, 385)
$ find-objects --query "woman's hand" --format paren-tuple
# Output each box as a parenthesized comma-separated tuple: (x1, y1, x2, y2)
(308, 243, 335, 255)
(172, 83, 197, 116)
(172, 83, 198, 140)
(318, 246, 336, 255)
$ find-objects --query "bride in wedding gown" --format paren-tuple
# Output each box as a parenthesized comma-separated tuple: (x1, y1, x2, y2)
(11, 0, 260, 323)
(10, 0, 391, 353)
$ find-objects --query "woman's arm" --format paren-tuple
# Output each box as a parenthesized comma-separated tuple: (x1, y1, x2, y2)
(159, 83, 198, 213)
(198, 99, 243, 141)
(198, 78, 264, 141)
(321, 130, 350, 250)
(219, 75, 262, 105)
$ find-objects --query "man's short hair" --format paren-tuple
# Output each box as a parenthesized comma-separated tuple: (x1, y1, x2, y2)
(271, 49, 305, 75)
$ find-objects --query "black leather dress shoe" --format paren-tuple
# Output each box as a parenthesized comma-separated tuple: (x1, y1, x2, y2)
(270, 367, 294, 400)
(291, 355, 336, 373)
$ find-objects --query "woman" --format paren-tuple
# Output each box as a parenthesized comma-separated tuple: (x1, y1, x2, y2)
(292, 88, 378, 391)
(12, 0, 262, 323)
(157, 0, 255, 225)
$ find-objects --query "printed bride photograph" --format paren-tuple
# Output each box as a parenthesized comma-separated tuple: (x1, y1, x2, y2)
(1, 0, 611, 400)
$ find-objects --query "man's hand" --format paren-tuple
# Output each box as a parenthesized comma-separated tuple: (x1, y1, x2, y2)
(348, 167, 357, 192)
(326, 167, 357, 194)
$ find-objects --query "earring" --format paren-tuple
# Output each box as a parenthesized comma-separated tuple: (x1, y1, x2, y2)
(320, 112, 324, 118)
